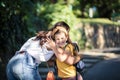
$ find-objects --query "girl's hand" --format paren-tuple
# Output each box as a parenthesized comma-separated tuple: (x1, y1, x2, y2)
(46, 31, 52, 37)
(46, 37, 56, 50)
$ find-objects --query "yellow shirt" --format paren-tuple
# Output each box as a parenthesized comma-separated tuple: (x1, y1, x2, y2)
(56, 43, 76, 78)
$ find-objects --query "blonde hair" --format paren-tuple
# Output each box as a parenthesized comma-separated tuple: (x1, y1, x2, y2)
(51, 27, 68, 37)
(51, 28, 72, 44)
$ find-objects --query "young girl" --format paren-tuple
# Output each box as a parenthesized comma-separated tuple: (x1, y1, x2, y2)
(47, 28, 82, 80)
(47, 21, 83, 80)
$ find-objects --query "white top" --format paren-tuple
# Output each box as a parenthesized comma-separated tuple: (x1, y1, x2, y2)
(19, 37, 54, 64)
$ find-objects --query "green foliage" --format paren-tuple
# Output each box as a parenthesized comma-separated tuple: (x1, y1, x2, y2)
(1, 0, 119, 55)
(1, 0, 120, 79)
(0, 0, 36, 54)
(35, 2, 84, 48)
(111, 13, 120, 22)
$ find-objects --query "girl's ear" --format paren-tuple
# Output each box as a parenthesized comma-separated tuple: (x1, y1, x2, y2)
(66, 35, 68, 41)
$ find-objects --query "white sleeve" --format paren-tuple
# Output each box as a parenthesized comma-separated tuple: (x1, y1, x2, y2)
(43, 50, 54, 61)
(39, 46, 54, 62)
(19, 37, 34, 51)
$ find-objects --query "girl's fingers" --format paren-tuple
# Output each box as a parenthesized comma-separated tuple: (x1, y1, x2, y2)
(49, 36, 52, 40)
(47, 36, 53, 41)
(46, 37, 52, 43)
(47, 36, 52, 40)
(46, 37, 50, 42)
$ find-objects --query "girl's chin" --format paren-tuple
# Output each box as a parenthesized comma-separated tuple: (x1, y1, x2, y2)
(59, 44, 66, 48)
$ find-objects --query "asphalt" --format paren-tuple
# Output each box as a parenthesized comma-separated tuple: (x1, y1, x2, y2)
(83, 58, 120, 80)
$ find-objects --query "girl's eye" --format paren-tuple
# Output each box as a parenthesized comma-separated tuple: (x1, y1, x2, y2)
(57, 39, 59, 40)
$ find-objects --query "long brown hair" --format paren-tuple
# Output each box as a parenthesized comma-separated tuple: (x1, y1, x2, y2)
(34, 31, 48, 46)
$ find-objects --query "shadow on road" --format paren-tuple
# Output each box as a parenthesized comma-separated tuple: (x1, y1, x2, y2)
(83, 58, 120, 80)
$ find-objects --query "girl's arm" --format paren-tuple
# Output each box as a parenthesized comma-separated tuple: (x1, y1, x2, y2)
(64, 54, 80, 65)
(46, 37, 69, 62)
(51, 44, 81, 65)
(51, 46, 69, 62)
(46, 37, 80, 64)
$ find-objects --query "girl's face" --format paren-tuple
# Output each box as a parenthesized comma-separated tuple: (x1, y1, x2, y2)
(55, 32, 68, 47)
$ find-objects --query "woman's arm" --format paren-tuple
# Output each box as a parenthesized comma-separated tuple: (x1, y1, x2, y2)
(38, 50, 54, 62)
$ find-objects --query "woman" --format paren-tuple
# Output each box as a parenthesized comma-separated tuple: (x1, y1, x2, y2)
(6, 31, 54, 80)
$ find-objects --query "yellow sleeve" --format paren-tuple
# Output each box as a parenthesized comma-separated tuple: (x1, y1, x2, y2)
(64, 44, 74, 55)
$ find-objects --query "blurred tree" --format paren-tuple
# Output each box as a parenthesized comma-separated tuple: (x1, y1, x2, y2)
(90, 0, 120, 19)
(72, 0, 120, 18)
(0, 0, 119, 79)
(0, 0, 41, 79)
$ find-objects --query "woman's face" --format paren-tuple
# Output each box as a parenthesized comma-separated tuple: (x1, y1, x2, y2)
(55, 32, 68, 47)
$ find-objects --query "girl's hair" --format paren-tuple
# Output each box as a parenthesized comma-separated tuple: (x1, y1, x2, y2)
(50, 21, 70, 32)
(51, 21, 72, 44)
(52, 29, 72, 44)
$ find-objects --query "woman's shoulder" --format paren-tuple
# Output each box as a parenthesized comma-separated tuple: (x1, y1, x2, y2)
(28, 36, 36, 41)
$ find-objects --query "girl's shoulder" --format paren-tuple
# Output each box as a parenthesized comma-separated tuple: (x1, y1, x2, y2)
(66, 43, 79, 52)
(66, 43, 74, 48)
(64, 43, 74, 51)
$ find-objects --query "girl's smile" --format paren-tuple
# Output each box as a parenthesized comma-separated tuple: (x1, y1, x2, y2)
(55, 32, 68, 48)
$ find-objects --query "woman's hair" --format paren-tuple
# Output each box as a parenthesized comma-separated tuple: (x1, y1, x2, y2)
(50, 21, 70, 32)
(34, 31, 48, 46)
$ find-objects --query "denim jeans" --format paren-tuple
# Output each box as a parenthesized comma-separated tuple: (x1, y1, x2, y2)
(6, 51, 42, 80)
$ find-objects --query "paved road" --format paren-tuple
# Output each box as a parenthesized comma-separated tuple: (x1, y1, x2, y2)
(83, 58, 120, 80)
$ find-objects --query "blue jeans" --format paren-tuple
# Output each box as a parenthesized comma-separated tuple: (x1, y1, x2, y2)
(6, 51, 42, 80)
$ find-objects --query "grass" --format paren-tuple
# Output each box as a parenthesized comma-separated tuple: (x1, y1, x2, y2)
(79, 18, 120, 25)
